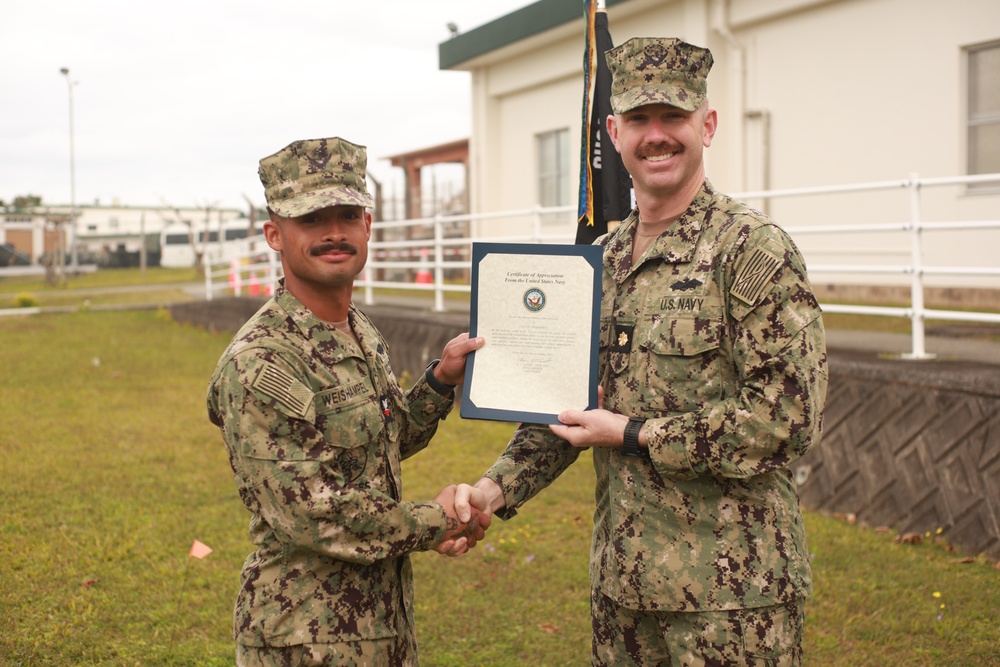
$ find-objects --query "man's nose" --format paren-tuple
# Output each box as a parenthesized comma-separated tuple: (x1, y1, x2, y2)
(644, 118, 668, 141)
(319, 221, 348, 240)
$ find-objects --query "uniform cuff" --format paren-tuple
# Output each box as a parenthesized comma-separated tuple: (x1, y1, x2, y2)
(408, 377, 455, 422)
(646, 416, 698, 480)
(407, 501, 451, 549)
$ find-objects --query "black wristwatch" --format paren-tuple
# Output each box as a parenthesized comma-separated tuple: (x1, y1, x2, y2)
(622, 417, 647, 457)
(424, 359, 456, 396)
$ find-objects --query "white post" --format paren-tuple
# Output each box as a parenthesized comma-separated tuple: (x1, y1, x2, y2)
(204, 252, 213, 301)
(59, 68, 79, 270)
(433, 214, 445, 312)
(902, 173, 932, 360)
(363, 264, 374, 306)
(267, 249, 279, 296)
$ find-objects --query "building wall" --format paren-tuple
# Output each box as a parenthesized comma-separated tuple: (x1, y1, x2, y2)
(1, 204, 246, 265)
(459, 0, 1000, 289)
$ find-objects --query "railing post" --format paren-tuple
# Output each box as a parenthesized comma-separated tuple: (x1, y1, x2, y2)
(267, 250, 278, 296)
(433, 214, 445, 312)
(204, 252, 213, 301)
(363, 264, 375, 306)
(903, 172, 933, 360)
(533, 205, 543, 243)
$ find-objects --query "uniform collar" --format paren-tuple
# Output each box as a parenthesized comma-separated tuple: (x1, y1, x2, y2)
(603, 180, 716, 284)
(273, 280, 368, 363)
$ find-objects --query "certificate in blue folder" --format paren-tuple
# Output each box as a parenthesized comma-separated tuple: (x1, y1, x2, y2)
(461, 242, 603, 424)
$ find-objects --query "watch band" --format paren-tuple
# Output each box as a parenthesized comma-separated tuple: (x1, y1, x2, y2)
(424, 359, 456, 396)
(622, 417, 647, 457)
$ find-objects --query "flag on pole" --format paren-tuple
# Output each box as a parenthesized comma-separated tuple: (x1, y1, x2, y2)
(576, 0, 632, 245)
(189, 539, 213, 559)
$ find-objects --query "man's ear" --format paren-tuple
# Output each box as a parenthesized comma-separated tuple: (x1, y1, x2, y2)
(606, 114, 621, 153)
(702, 107, 718, 148)
(263, 218, 282, 252)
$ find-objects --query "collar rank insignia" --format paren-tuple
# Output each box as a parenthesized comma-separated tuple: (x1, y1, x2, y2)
(613, 323, 634, 353)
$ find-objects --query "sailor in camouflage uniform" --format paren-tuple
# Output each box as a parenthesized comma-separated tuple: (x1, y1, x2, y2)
(207, 137, 488, 667)
(456, 39, 827, 666)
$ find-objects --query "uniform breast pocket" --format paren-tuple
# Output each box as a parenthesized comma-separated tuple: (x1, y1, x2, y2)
(639, 315, 724, 413)
(313, 391, 383, 484)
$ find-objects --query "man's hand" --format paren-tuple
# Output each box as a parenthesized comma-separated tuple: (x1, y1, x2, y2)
(548, 408, 629, 449)
(453, 478, 505, 523)
(548, 386, 635, 449)
(433, 484, 492, 557)
(433, 333, 485, 387)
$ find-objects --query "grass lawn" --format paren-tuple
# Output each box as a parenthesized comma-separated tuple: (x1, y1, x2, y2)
(0, 267, 202, 310)
(1, 310, 998, 666)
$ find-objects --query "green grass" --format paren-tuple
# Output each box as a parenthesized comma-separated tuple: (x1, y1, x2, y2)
(1, 310, 998, 666)
(0, 267, 202, 310)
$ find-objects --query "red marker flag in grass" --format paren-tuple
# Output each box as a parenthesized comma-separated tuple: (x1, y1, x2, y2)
(576, 0, 632, 245)
(189, 539, 213, 559)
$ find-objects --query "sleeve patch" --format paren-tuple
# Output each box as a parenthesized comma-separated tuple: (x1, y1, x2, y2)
(253, 363, 313, 418)
(732, 246, 783, 306)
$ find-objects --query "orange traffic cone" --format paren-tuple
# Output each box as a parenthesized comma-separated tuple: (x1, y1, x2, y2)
(415, 247, 433, 284)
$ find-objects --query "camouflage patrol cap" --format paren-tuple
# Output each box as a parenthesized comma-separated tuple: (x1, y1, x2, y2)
(258, 137, 374, 218)
(606, 37, 713, 114)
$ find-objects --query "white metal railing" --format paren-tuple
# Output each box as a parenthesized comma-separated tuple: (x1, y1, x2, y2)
(203, 173, 1000, 359)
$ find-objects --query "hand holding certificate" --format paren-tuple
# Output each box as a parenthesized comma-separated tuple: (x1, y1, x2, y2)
(461, 242, 602, 424)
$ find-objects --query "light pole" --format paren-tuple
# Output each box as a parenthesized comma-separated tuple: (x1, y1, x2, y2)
(60, 67, 79, 269)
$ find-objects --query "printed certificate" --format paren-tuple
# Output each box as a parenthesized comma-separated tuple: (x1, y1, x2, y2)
(461, 242, 602, 424)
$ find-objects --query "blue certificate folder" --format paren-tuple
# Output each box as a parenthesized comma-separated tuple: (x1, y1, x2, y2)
(460, 242, 603, 424)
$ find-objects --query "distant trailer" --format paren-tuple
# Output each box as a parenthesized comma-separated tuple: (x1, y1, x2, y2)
(159, 221, 259, 268)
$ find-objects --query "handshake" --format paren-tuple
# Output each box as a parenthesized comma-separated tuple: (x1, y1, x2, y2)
(431, 481, 499, 557)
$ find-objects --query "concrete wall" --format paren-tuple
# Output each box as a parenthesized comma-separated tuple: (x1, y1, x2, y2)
(176, 297, 1000, 561)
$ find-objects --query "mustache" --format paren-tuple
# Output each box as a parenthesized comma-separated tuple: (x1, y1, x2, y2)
(310, 242, 358, 256)
(637, 143, 680, 158)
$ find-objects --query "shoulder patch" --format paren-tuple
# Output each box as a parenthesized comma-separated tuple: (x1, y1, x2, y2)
(732, 245, 783, 306)
(253, 363, 313, 418)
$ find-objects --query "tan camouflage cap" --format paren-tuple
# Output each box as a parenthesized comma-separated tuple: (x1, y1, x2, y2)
(258, 137, 374, 218)
(606, 37, 713, 114)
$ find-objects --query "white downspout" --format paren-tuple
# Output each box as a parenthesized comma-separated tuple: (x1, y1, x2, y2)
(711, 0, 772, 213)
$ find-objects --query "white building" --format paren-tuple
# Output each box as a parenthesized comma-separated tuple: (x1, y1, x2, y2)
(440, 0, 1000, 298)
(1, 203, 247, 267)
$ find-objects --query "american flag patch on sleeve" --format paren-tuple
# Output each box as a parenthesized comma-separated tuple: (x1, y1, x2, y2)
(253, 363, 313, 418)
(732, 246, 783, 306)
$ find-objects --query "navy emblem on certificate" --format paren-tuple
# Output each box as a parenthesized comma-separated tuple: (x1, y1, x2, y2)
(523, 287, 546, 312)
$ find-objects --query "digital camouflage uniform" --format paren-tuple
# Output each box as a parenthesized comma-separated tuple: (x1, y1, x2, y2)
(485, 180, 827, 664)
(207, 282, 455, 663)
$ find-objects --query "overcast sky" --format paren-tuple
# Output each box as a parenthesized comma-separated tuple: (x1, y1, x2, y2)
(1, 0, 538, 213)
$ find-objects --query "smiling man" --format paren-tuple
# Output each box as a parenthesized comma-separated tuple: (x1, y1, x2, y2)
(456, 38, 828, 665)
(207, 137, 488, 667)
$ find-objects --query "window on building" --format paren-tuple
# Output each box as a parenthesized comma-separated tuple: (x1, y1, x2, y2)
(537, 128, 571, 208)
(967, 41, 1000, 190)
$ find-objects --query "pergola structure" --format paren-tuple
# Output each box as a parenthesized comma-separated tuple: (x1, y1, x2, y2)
(385, 138, 469, 220)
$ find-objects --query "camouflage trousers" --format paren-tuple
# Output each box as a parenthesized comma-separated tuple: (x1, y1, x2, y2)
(236, 634, 417, 667)
(591, 588, 804, 667)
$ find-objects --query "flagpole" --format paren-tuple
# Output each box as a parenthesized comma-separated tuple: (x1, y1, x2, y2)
(576, 0, 632, 245)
